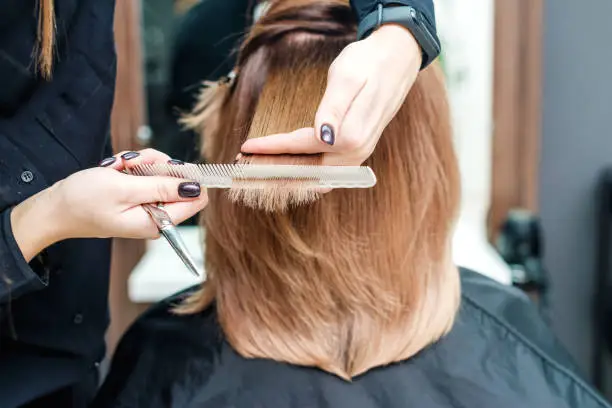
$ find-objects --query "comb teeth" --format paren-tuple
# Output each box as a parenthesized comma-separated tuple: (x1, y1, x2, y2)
(131, 163, 377, 189)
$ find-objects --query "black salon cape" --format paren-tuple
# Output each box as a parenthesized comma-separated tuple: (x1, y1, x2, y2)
(92, 268, 610, 408)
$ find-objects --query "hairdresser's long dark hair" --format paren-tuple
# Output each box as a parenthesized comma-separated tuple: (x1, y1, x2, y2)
(36, 0, 56, 79)
(181, 0, 461, 380)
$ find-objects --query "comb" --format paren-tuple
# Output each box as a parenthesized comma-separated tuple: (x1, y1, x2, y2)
(130, 163, 377, 189)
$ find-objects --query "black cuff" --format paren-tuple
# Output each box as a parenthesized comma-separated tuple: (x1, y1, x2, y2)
(0, 208, 48, 302)
(357, 4, 441, 70)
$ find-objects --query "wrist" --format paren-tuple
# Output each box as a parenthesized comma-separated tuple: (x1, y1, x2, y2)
(11, 185, 67, 262)
(357, 5, 440, 69)
(371, 23, 423, 67)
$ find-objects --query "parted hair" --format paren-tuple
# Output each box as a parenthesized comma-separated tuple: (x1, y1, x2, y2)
(180, 0, 461, 380)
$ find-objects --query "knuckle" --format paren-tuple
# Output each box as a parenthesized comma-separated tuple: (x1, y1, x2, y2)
(328, 60, 340, 77)
(343, 71, 363, 88)
(328, 59, 350, 80)
(116, 179, 133, 200)
(317, 107, 342, 125)
(156, 183, 171, 202)
(338, 129, 365, 151)
(341, 41, 359, 55)
(328, 65, 364, 91)
(148, 227, 161, 240)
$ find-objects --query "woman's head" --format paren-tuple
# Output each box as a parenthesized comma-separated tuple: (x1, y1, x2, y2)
(181, 0, 461, 379)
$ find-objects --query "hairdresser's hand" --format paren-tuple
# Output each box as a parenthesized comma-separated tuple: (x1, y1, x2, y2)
(240, 24, 422, 165)
(11, 149, 207, 262)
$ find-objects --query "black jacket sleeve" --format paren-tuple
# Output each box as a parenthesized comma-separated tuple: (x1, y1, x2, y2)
(0, 208, 49, 303)
(350, 0, 437, 31)
(0, 129, 55, 304)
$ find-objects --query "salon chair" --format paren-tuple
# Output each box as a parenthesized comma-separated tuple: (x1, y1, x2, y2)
(495, 209, 549, 317)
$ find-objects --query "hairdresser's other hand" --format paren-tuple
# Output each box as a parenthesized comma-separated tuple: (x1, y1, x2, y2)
(11, 149, 208, 261)
(55, 148, 207, 240)
(239, 24, 422, 165)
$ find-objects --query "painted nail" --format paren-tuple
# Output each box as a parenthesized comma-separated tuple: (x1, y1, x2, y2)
(168, 159, 185, 165)
(99, 157, 116, 167)
(121, 151, 140, 160)
(178, 182, 201, 198)
(320, 124, 335, 145)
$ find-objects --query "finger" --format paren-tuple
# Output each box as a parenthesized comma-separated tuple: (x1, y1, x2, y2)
(125, 175, 204, 204)
(116, 207, 163, 240)
(99, 155, 120, 169)
(159, 192, 209, 225)
(120, 149, 174, 171)
(100, 149, 176, 171)
(321, 82, 381, 166)
(98, 150, 140, 171)
(240, 127, 335, 155)
(314, 63, 366, 148)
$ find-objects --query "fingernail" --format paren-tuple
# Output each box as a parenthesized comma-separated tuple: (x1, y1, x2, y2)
(99, 157, 116, 167)
(178, 182, 201, 198)
(121, 151, 140, 160)
(320, 124, 335, 145)
(168, 159, 184, 165)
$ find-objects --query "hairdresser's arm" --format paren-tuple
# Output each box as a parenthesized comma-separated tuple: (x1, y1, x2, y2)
(240, 1, 438, 165)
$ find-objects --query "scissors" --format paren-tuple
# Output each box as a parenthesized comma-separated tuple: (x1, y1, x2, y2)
(140, 203, 201, 277)
(124, 167, 201, 277)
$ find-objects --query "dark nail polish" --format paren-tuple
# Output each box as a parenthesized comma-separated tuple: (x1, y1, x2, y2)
(320, 124, 335, 145)
(178, 182, 201, 198)
(99, 157, 116, 167)
(168, 159, 185, 165)
(121, 151, 140, 160)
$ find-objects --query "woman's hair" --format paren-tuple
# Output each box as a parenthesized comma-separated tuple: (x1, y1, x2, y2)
(180, 0, 461, 379)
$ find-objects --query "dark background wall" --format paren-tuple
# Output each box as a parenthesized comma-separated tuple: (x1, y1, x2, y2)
(540, 0, 612, 394)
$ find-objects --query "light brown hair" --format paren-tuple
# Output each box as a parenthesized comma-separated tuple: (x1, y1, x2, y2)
(36, 0, 56, 79)
(181, 0, 461, 380)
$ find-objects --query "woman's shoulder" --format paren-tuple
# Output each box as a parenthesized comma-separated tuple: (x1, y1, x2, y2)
(95, 275, 611, 408)
(92, 286, 222, 408)
(458, 267, 583, 374)
(112, 285, 221, 355)
(454, 268, 608, 407)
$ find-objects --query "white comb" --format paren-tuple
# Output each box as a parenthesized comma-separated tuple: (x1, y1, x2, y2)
(131, 163, 377, 189)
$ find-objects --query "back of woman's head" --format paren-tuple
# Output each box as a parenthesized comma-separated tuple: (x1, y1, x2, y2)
(181, 0, 461, 379)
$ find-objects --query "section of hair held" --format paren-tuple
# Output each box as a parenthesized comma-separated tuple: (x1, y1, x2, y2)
(230, 35, 335, 212)
(178, 0, 461, 381)
(230, 154, 322, 212)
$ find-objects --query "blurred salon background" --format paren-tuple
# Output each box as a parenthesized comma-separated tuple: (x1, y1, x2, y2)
(107, 0, 612, 400)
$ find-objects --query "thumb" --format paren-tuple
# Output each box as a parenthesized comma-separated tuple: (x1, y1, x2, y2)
(127, 176, 202, 204)
(314, 64, 365, 147)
